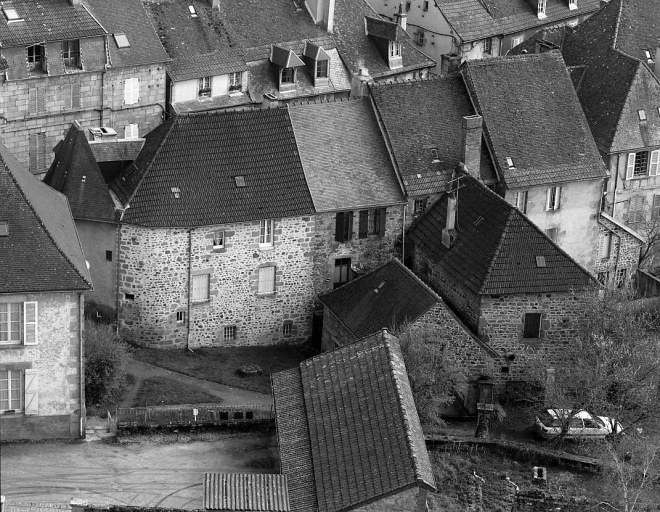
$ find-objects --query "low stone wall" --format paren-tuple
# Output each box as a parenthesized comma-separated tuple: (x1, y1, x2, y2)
(0, 413, 81, 442)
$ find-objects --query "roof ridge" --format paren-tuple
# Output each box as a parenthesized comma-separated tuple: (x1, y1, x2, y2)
(611, 0, 625, 52)
(5, 161, 92, 290)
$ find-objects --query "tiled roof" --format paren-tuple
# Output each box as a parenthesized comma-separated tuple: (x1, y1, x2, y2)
(437, 0, 600, 43)
(88, 139, 145, 163)
(111, 109, 315, 228)
(407, 173, 596, 295)
(0, 143, 91, 293)
(272, 331, 436, 512)
(168, 48, 247, 82)
(43, 122, 117, 224)
(370, 77, 497, 195)
(85, 0, 169, 68)
(561, 0, 660, 153)
(333, 0, 435, 78)
(319, 259, 440, 338)
(288, 99, 405, 211)
(0, 0, 106, 48)
(244, 37, 337, 63)
(204, 473, 290, 511)
(461, 52, 607, 188)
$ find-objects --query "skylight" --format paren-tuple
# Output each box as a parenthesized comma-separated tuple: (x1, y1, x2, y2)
(645, 49, 652, 60)
(536, 255, 546, 268)
(188, 5, 197, 17)
(235, 176, 246, 187)
(3, 7, 21, 22)
(506, 157, 515, 169)
(638, 109, 647, 121)
(171, 187, 181, 198)
(113, 33, 130, 49)
(0, 221, 8, 236)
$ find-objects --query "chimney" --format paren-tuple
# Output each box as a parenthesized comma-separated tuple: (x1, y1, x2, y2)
(394, 2, 407, 31)
(209, 0, 220, 8)
(442, 195, 457, 248)
(68, 0, 81, 6)
(461, 115, 483, 179)
(537, 0, 547, 19)
(350, 67, 371, 99)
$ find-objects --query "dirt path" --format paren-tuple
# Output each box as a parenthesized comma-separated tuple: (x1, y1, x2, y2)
(120, 359, 273, 409)
(0, 433, 277, 509)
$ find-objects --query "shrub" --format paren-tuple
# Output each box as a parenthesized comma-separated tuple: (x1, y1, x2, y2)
(84, 300, 116, 324)
(84, 320, 130, 406)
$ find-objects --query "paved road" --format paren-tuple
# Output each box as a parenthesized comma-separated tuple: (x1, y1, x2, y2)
(0, 433, 277, 509)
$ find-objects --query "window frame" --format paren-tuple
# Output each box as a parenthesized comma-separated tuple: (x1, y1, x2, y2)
(515, 190, 528, 214)
(333, 258, 351, 289)
(259, 219, 275, 249)
(545, 186, 561, 211)
(281, 67, 295, 84)
(414, 197, 429, 215)
(61, 40, 81, 69)
(511, 35, 524, 49)
(198, 76, 212, 98)
(599, 232, 612, 260)
(335, 211, 353, 243)
(27, 44, 44, 72)
(223, 325, 237, 342)
(213, 231, 225, 250)
(388, 41, 402, 58)
(315, 60, 328, 79)
(483, 37, 492, 55)
(229, 72, 242, 92)
(626, 150, 660, 179)
(523, 312, 542, 339)
(0, 369, 24, 412)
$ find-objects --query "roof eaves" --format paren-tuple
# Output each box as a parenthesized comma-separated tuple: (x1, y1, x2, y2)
(599, 212, 646, 242)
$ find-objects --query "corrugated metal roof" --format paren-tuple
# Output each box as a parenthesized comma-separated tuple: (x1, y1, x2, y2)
(204, 473, 290, 511)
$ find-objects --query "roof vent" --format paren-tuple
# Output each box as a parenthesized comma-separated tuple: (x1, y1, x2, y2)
(171, 187, 181, 199)
(188, 5, 198, 17)
(235, 176, 246, 187)
(536, 255, 546, 267)
(0, 221, 8, 236)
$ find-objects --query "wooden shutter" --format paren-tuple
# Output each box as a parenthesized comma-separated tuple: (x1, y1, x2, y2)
(545, 188, 552, 210)
(28, 133, 45, 173)
(36, 87, 45, 113)
(191, 274, 209, 301)
(24, 301, 38, 345)
(28, 88, 37, 114)
(124, 124, 138, 139)
(71, 83, 81, 109)
(335, 212, 345, 242)
(346, 211, 353, 241)
(124, 78, 139, 104)
(626, 153, 636, 180)
(24, 369, 39, 415)
(376, 207, 387, 236)
(649, 150, 659, 176)
(555, 187, 562, 210)
(652, 195, 660, 219)
(258, 266, 276, 294)
(358, 210, 368, 239)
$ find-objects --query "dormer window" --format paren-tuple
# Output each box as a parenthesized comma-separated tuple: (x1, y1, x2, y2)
(229, 72, 242, 92)
(568, 0, 577, 10)
(27, 45, 44, 72)
(389, 41, 402, 58)
(198, 76, 212, 98)
(62, 40, 80, 69)
(316, 60, 328, 79)
(281, 67, 295, 84)
(388, 41, 403, 70)
(303, 42, 331, 87)
(537, 0, 547, 19)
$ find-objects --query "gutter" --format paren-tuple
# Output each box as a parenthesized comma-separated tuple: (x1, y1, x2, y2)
(186, 228, 193, 352)
(79, 292, 85, 439)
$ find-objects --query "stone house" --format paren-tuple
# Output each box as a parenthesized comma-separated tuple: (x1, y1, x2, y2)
(595, 212, 644, 288)
(407, 173, 597, 385)
(367, 0, 599, 73)
(0, 143, 92, 442)
(43, 121, 119, 314)
(272, 330, 436, 512)
(461, 52, 609, 272)
(369, 76, 497, 224)
(560, 0, 660, 269)
(0, 0, 169, 177)
(110, 100, 405, 348)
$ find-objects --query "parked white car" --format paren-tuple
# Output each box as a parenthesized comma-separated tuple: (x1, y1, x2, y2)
(534, 409, 623, 439)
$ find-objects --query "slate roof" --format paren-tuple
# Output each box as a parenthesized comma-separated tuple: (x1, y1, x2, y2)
(85, 0, 169, 68)
(288, 99, 405, 211)
(561, 0, 660, 153)
(370, 77, 497, 196)
(332, 0, 435, 78)
(272, 331, 436, 512)
(0, 143, 91, 293)
(461, 52, 607, 188)
(437, 0, 600, 43)
(89, 139, 145, 164)
(111, 109, 315, 228)
(43, 122, 117, 224)
(168, 47, 247, 82)
(0, 0, 106, 48)
(407, 173, 597, 295)
(319, 259, 440, 338)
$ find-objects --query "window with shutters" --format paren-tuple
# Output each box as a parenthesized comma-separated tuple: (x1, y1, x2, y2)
(257, 266, 276, 295)
(68, 83, 81, 110)
(515, 190, 528, 213)
(124, 77, 139, 105)
(62, 40, 80, 69)
(0, 369, 24, 412)
(483, 37, 492, 54)
(523, 312, 542, 339)
(191, 273, 210, 302)
(124, 124, 139, 139)
(626, 150, 660, 179)
(545, 186, 561, 211)
(0, 302, 37, 346)
(627, 195, 645, 225)
(259, 219, 274, 248)
(335, 212, 353, 242)
(28, 87, 46, 115)
(28, 133, 47, 174)
(333, 258, 351, 288)
(652, 195, 660, 220)
(27, 44, 44, 73)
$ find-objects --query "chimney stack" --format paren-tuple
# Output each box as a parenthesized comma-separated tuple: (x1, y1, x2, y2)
(350, 68, 371, 99)
(209, 0, 220, 8)
(461, 115, 483, 179)
(655, 47, 659, 78)
(442, 195, 457, 248)
(394, 2, 407, 31)
(68, 0, 81, 6)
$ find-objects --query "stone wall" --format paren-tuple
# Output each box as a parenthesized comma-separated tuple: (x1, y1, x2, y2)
(0, 291, 83, 441)
(321, 307, 356, 351)
(353, 486, 429, 512)
(118, 216, 316, 348)
(513, 490, 610, 512)
(311, 206, 405, 297)
(76, 220, 118, 312)
(595, 218, 642, 287)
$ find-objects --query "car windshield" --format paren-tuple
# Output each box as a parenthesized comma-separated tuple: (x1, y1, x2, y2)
(538, 411, 562, 427)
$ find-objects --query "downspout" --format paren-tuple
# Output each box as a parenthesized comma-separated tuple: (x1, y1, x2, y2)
(402, 203, 407, 263)
(79, 292, 85, 438)
(186, 228, 193, 352)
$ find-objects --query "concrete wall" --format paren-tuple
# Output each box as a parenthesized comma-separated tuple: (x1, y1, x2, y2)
(76, 220, 118, 312)
(353, 486, 429, 512)
(0, 292, 83, 441)
(311, 206, 405, 297)
(118, 216, 316, 348)
(504, 179, 602, 272)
